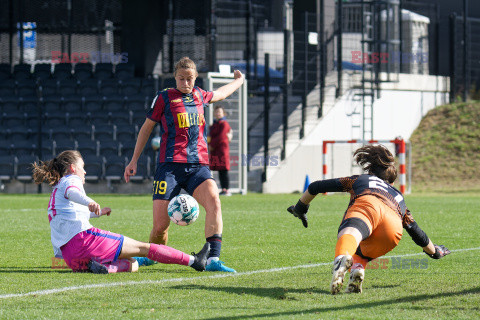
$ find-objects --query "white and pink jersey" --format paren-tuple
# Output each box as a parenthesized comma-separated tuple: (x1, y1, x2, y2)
(47, 175, 96, 257)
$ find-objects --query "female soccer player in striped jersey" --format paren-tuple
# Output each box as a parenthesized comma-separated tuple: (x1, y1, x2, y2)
(287, 144, 450, 294)
(33, 150, 210, 274)
(124, 57, 244, 272)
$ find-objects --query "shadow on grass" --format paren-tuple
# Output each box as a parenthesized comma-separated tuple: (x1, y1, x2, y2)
(172, 284, 331, 299)
(195, 286, 480, 320)
(0, 267, 70, 274)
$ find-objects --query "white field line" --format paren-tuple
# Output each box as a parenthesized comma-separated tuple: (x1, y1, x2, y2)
(1, 246, 478, 300)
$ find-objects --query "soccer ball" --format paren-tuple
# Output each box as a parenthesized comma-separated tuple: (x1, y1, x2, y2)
(151, 136, 161, 151)
(167, 195, 199, 226)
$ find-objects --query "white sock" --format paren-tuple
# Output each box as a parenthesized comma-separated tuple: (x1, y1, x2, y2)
(187, 255, 195, 266)
(207, 257, 219, 265)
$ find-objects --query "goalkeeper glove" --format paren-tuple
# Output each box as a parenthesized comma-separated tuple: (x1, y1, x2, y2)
(287, 200, 309, 228)
(424, 244, 451, 259)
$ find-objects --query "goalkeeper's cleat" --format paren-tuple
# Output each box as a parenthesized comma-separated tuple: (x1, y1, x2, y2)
(87, 260, 109, 274)
(346, 267, 364, 293)
(134, 257, 157, 267)
(330, 255, 353, 295)
(190, 243, 210, 272)
(205, 260, 236, 273)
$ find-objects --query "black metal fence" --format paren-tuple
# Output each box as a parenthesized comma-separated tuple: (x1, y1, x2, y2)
(0, 0, 123, 65)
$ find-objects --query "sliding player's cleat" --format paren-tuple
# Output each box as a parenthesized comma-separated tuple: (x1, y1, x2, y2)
(87, 260, 109, 274)
(190, 243, 210, 271)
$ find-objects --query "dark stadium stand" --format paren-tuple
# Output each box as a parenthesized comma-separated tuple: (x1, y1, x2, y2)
(0, 62, 162, 185)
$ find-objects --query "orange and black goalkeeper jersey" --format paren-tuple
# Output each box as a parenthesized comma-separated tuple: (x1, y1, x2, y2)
(308, 174, 414, 227)
(308, 174, 430, 247)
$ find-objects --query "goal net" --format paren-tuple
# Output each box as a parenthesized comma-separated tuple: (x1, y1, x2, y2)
(322, 139, 409, 193)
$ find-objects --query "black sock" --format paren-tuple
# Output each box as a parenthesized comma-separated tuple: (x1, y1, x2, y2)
(206, 234, 222, 258)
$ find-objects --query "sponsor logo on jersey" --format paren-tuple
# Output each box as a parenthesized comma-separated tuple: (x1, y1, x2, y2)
(171, 98, 182, 103)
(177, 112, 205, 128)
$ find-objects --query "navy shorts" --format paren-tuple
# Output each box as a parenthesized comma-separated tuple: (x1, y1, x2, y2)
(153, 162, 214, 201)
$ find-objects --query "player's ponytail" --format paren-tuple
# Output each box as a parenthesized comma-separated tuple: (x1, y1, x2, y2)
(354, 144, 397, 183)
(33, 150, 82, 186)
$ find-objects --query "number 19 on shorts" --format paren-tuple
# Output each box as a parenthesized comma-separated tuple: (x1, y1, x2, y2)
(153, 180, 167, 195)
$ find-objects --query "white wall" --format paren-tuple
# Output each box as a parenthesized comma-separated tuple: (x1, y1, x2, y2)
(263, 74, 449, 193)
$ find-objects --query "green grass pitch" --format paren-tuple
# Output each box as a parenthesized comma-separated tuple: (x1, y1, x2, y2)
(1, 192, 479, 319)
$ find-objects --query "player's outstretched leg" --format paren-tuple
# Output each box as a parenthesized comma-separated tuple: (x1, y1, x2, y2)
(330, 255, 353, 294)
(190, 243, 211, 271)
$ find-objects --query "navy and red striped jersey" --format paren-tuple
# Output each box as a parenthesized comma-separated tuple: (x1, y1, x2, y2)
(147, 86, 214, 164)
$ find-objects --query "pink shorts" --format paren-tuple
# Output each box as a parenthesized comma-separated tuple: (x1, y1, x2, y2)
(61, 227, 124, 271)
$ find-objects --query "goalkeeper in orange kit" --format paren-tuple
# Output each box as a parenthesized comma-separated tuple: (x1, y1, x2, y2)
(287, 144, 450, 294)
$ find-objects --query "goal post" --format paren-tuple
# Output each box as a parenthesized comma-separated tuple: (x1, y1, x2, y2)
(204, 72, 248, 195)
(322, 139, 408, 194)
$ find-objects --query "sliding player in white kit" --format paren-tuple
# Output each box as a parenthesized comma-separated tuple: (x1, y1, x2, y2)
(33, 150, 210, 274)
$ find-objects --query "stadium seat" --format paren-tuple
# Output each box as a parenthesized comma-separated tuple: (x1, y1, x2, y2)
(62, 94, 83, 113)
(0, 155, 16, 182)
(72, 126, 94, 141)
(132, 113, 147, 127)
(50, 125, 74, 140)
(16, 155, 38, 182)
(120, 78, 142, 95)
(53, 138, 77, 154)
(0, 64, 11, 81)
(58, 79, 78, 95)
(83, 94, 104, 112)
(116, 126, 137, 142)
(33, 63, 52, 80)
(53, 63, 73, 80)
(0, 95, 20, 113)
(20, 96, 39, 114)
(77, 139, 99, 158)
(12, 141, 36, 157)
(66, 111, 89, 127)
(114, 63, 135, 80)
(109, 113, 131, 128)
(104, 155, 126, 182)
(100, 79, 120, 95)
(42, 96, 63, 113)
(74, 62, 93, 80)
(29, 130, 50, 142)
(16, 79, 37, 96)
(77, 79, 99, 95)
(44, 111, 67, 127)
(37, 139, 54, 158)
(104, 96, 125, 112)
(2, 113, 26, 127)
(99, 140, 121, 157)
(83, 155, 104, 181)
(38, 79, 58, 96)
(93, 124, 116, 141)
(0, 140, 14, 155)
(0, 79, 16, 97)
(13, 64, 32, 80)
(125, 97, 147, 113)
(141, 78, 155, 96)
(94, 63, 113, 80)
(8, 125, 32, 141)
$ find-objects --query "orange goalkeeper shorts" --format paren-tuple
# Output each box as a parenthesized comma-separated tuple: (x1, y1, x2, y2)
(343, 195, 403, 260)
